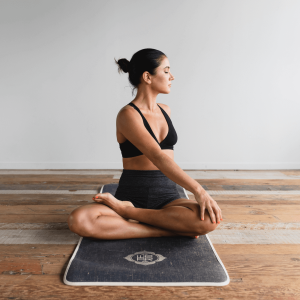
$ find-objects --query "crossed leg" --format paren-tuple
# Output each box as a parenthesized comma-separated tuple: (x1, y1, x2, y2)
(68, 193, 219, 240)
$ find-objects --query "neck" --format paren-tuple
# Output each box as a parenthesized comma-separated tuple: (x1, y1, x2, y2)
(132, 86, 159, 112)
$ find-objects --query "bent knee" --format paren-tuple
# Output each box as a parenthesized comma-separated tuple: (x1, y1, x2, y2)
(67, 208, 83, 233)
(67, 207, 99, 236)
(194, 210, 219, 235)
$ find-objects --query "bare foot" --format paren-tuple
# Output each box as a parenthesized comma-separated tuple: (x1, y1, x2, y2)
(93, 193, 139, 223)
(122, 201, 139, 223)
(122, 201, 135, 208)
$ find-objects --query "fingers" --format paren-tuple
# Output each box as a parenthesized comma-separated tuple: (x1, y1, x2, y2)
(213, 205, 223, 223)
(207, 205, 217, 223)
(213, 201, 223, 223)
(199, 199, 223, 224)
(200, 203, 205, 221)
(208, 194, 223, 223)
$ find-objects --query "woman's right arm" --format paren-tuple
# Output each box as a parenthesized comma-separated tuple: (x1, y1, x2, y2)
(117, 108, 222, 224)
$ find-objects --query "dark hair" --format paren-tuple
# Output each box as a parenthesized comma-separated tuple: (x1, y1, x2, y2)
(114, 48, 166, 95)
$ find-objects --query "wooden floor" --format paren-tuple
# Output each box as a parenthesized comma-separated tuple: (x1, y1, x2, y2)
(0, 169, 300, 299)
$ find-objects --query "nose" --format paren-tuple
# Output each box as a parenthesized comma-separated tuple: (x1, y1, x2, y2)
(170, 72, 174, 80)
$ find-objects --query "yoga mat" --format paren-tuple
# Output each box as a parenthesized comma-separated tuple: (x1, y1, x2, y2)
(64, 183, 230, 286)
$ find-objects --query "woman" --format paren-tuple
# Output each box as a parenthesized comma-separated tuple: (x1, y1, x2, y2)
(68, 48, 222, 240)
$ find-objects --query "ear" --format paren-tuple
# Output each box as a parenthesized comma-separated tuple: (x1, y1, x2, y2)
(141, 71, 152, 85)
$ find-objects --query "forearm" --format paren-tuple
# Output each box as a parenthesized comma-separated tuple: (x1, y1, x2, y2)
(151, 152, 205, 195)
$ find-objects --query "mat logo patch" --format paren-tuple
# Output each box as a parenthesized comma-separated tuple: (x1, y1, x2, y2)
(124, 250, 166, 265)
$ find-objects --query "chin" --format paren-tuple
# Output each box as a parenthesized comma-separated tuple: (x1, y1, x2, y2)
(161, 89, 171, 94)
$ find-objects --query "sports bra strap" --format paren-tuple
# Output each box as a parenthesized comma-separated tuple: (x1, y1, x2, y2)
(128, 102, 160, 144)
(128, 102, 143, 118)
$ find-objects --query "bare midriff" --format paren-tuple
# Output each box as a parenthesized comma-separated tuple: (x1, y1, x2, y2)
(122, 149, 174, 170)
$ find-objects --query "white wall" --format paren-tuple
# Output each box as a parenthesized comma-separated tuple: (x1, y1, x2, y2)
(1, 0, 299, 170)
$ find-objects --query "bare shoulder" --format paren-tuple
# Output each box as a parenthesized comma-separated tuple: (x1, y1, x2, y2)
(117, 103, 135, 122)
(157, 103, 171, 117)
(116, 103, 162, 161)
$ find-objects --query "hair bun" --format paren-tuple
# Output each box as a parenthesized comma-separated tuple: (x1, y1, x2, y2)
(115, 58, 130, 73)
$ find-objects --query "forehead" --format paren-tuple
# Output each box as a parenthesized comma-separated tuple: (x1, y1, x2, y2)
(160, 56, 170, 68)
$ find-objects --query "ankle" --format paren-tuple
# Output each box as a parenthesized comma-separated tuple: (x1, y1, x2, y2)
(122, 205, 134, 219)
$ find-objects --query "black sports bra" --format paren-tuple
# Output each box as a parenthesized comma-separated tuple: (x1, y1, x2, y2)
(119, 102, 178, 158)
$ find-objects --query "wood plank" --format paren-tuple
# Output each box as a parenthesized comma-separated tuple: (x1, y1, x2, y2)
(0, 259, 42, 275)
(222, 214, 294, 223)
(218, 222, 300, 230)
(196, 179, 300, 185)
(0, 276, 299, 299)
(185, 170, 300, 179)
(0, 194, 94, 205)
(208, 229, 300, 244)
(0, 223, 69, 230)
(214, 244, 300, 255)
(0, 273, 298, 287)
(0, 181, 118, 190)
(0, 215, 68, 223)
(0, 205, 79, 214)
(210, 200, 300, 205)
(0, 190, 99, 194)
(0, 230, 80, 244)
(206, 190, 300, 194)
(0, 174, 114, 183)
(220, 204, 300, 215)
(1, 229, 300, 244)
(196, 183, 300, 191)
(0, 254, 69, 275)
(190, 194, 300, 201)
(194, 178, 300, 191)
(273, 215, 300, 222)
(0, 244, 76, 255)
(281, 170, 300, 176)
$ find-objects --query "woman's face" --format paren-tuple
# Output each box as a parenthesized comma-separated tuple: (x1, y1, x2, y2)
(145, 56, 175, 94)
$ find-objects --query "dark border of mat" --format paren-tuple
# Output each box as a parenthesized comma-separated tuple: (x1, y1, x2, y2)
(63, 185, 230, 286)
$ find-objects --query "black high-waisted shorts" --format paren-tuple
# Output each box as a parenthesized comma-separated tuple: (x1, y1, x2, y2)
(114, 169, 182, 209)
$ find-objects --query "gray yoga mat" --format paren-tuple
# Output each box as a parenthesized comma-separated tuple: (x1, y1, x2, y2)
(63, 183, 230, 286)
